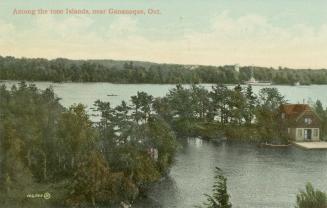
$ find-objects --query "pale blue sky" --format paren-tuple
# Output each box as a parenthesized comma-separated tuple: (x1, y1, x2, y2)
(1, 0, 327, 68)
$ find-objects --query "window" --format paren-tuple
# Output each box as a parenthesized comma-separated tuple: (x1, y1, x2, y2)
(297, 129, 303, 137)
(304, 117, 312, 124)
(281, 113, 285, 119)
(314, 129, 319, 137)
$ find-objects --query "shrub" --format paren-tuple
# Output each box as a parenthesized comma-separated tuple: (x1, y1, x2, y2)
(295, 183, 327, 208)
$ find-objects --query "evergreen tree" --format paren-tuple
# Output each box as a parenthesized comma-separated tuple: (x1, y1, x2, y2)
(313, 100, 327, 140)
(228, 85, 246, 125)
(256, 88, 286, 143)
(67, 151, 138, 207)
(0, 122, 34, 205)
(191, 85, 210, 121)
(244, 85, 257, 125)
(197, 167, 232, 208)
(210, 84, 231, 124)
(295, 183, 327, 208)
(57, 104, 96, 175)
(131, 91, 153, 124)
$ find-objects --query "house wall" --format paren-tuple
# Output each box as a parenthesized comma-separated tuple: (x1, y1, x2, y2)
(280, 105, 321, 142)
(295, 128, 319, 141)
(295, 111, 320, 128)
(289, 128, 296, 140)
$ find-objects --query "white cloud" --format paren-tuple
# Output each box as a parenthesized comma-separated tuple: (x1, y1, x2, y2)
(1, 11, 327, 68)
(30, 15, 96, 43)
(0, 20, 15, 46)
(180, 11, 327, 68)
(107, 16, 138, 36)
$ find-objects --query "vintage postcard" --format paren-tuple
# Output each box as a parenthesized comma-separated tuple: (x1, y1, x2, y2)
(1, 1, 327, 208)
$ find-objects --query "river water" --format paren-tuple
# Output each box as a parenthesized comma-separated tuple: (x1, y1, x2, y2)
(2, 81, 327, 207)
(134, 139, 327, 208)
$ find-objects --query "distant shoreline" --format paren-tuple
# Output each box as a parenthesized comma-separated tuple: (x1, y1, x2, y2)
(2, 80, 326, 86)
(1, 56, 327, 85)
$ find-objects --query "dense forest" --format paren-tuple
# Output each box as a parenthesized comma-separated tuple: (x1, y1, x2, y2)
(151, 84, 327, 143)
(0, 82, 177, 207)
(1, 82, 327, 207)
(1, 56, 327, 84)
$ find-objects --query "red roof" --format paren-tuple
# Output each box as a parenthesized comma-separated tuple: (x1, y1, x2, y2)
(280, 104, 311, 120)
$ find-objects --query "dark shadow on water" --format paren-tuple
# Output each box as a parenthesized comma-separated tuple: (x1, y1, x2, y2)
(133, 176, 179, 208)
(135, 138, 327, 208)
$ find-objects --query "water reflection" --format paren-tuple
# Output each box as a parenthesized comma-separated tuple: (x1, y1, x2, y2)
(134, 176, 179, 208)
(136, 139, 327, 208)
(3, 81, 327, 207)
(187, 137, 203, 147)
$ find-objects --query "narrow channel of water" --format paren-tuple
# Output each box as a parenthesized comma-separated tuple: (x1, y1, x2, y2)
(2, 81, 327, 207)
(135, 139, 327, 208)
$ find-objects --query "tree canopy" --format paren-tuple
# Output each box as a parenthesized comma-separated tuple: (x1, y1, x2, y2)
(1, 56, 327, 84)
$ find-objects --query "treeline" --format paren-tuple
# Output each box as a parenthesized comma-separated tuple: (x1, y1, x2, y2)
(1, 56, 327, 84)
(155, 84, 327, 143)
(1, 82, 327, 207)
(0, 82, 177, 207)
(155, 84, 287, 143)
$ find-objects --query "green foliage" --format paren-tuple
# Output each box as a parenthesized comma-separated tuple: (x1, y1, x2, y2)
(167, 84, 195, 120)
(258, 88, 285, 110)
(165, 84, 197, 137)
(244, 85, 257, 124)
(224, 125, 258, 141)
(0, 82, 66, 206)
(3, 81, 327, 207)
(2, 56, 327, 84)
(147, 116, 177, 172)
(92, 92, 178, 205)
(57, 104, 96, 177)
(0, 122, 34, 205)
(191, 85, 211, 121)
(197, 167, 232, 208)
(209, 84, 230, 124)
(67, 151, 138, 207)
(255, 88, 287, 143)
(0, 82, 178, 207)
(313, 100, 327, 140)
(295, 183, 327, 208)
(150, 84, 291, 143)
(131, 91, 153, 123)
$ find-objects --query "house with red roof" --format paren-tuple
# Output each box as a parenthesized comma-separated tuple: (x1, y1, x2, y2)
(279, 104, 321, 141)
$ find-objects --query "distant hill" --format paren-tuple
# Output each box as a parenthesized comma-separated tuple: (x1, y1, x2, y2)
(87, 59, 159, 69)
(0, 55, 327, 85)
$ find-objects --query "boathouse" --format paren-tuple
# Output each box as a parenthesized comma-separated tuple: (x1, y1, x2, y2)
(279, 104, 321, 141)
